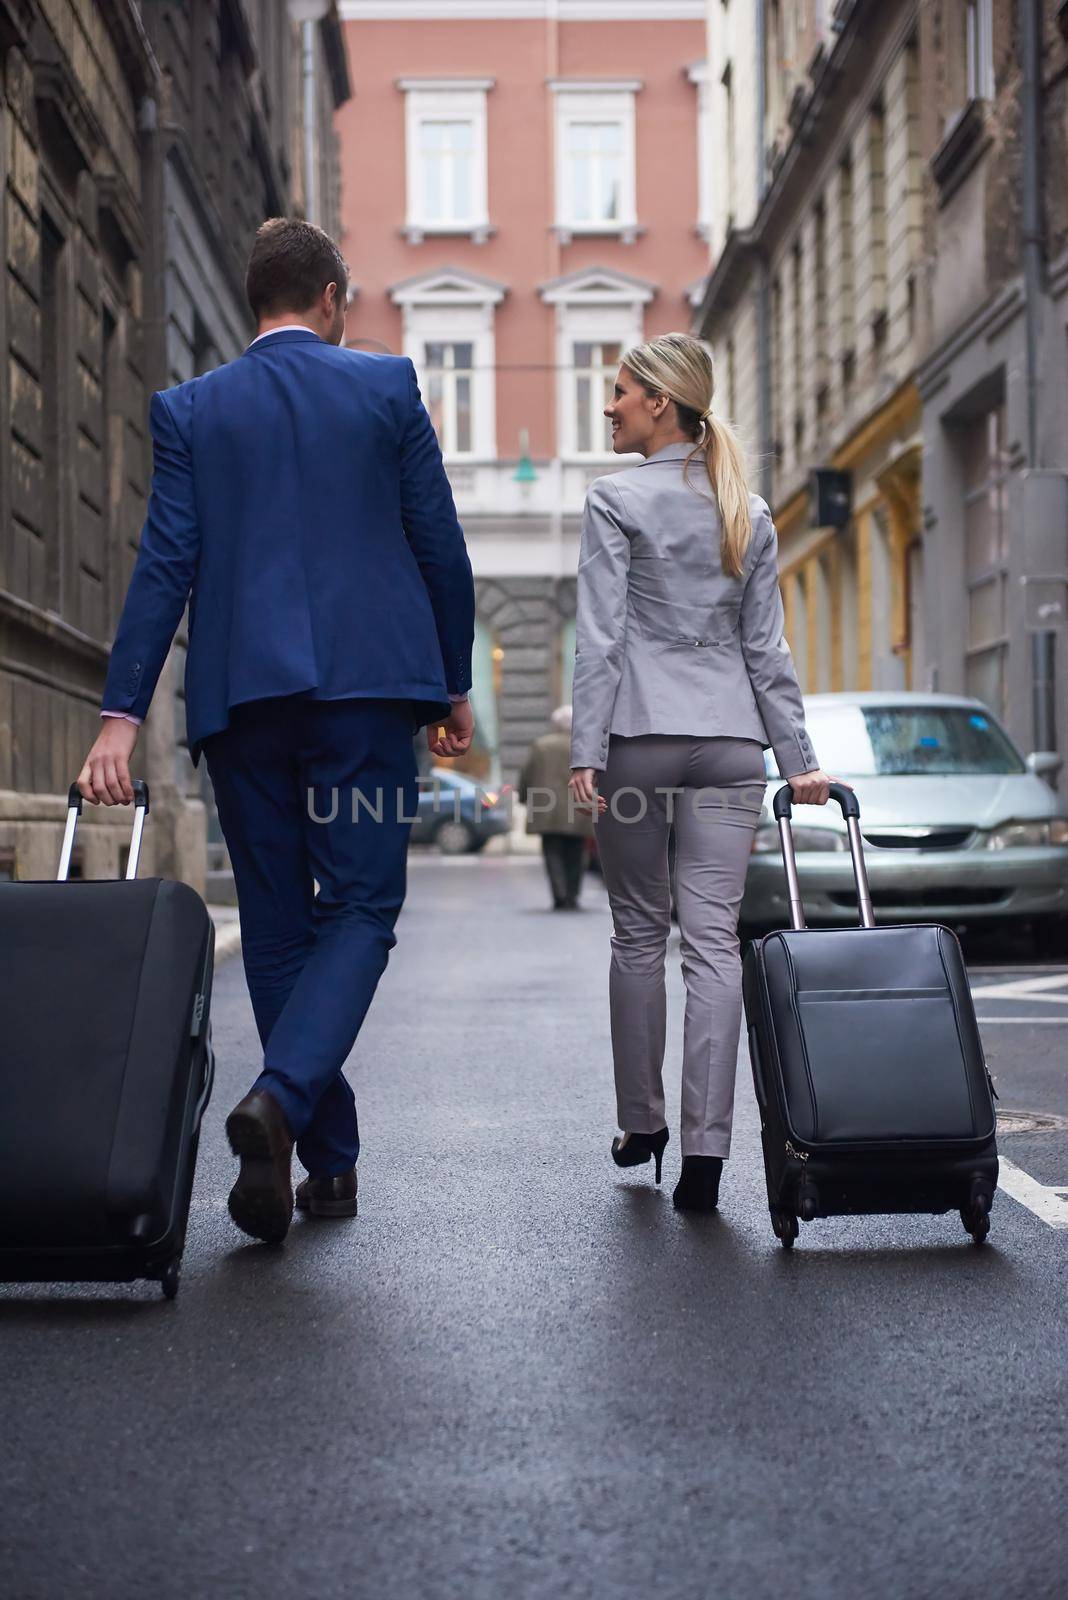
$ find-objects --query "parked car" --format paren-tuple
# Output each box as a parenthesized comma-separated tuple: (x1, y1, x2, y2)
(741, 692, 1068, 950)
(410, 767, 512, 855)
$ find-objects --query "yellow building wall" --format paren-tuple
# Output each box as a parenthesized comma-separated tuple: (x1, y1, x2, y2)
(774, 384, 921, 699)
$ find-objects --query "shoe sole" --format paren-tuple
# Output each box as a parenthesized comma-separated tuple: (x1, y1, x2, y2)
(225, 1109, 293, 1244)
(295, 1194, 359, 1218)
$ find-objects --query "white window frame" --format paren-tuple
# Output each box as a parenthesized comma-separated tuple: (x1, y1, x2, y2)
(390, 269, 504, 461)
(965, 0, 994, 101)
(540, 269, 654, 460)
(422, 341, 478, 457)
(399, 78, 494, 242)
(550, 81, 641, 243)
(570, 339, 628, 458)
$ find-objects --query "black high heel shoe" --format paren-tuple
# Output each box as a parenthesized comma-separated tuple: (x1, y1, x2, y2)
(611, 1128, 670, 1186)
(672, 1155, 723, 1213)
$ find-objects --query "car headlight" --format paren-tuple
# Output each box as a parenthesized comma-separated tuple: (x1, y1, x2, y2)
(752, 824, 846, 854)
(986, 819, 1068, 849)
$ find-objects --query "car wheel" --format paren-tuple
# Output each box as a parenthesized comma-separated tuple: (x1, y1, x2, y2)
(436, 819, 477, 855)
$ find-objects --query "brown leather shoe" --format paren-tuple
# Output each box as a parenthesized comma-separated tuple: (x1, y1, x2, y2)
(295, 1169, 358, 1218)
(225, 1089, 294, 1243)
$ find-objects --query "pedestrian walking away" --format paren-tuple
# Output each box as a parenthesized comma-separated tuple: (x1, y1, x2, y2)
(568, 332, 838, 1214)
(75, 217, 477, 1245)
(517, 705, 595, 910)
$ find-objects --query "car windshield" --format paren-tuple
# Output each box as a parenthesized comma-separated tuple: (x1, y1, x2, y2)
(770, 704, 1026, 778)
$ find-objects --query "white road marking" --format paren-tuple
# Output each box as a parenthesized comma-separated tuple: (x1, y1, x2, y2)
(978, 1016, 1068, 1024)
(971, 965, 1068, 975)
(970, 973, 1068, 1001)
(998, 1157, 1068, 1229)
(975, 993, 1068, 1006)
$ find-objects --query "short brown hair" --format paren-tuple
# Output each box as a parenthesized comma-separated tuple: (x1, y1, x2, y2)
(245, 218, 349, 319)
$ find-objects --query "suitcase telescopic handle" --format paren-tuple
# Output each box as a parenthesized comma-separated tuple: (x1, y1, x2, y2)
(770, 781, 875, 932)
(58, 780, 151, 882)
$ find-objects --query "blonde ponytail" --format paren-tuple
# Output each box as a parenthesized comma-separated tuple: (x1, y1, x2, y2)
(620, 333, 753, 578)
(700, 413, 752, 579)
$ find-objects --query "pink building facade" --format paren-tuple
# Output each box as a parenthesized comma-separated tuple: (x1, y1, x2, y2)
(337, 0, 708, 782)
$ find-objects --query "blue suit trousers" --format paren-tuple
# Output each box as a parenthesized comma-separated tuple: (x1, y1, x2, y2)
(203, 694, 419, 1176)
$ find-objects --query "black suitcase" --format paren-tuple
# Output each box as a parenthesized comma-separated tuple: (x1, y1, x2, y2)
(0, 781, 214, 1299)
(742, 782, 998, 1250)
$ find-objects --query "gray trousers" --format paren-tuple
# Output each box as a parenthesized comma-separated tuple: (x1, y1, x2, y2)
(596, 735, 767, 1158)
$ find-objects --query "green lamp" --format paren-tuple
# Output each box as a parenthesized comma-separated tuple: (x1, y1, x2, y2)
(513, 428, 537, 486)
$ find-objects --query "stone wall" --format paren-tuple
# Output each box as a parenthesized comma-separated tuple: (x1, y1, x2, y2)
(0, 1, 350, 888)
(0, 0, 155, 880)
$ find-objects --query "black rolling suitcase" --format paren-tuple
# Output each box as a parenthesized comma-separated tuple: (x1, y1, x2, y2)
(0, 782, 215, 1299)
(742, 782, 998, 1250)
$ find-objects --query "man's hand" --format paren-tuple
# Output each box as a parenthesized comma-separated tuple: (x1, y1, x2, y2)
(568, 766, 607, 817)
(427, 699, 475, 760)
(77, 719, 140, 805)
(787, 768, 849, 806)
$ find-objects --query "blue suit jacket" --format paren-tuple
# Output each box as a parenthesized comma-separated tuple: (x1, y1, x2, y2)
(102, 330, 476, 761)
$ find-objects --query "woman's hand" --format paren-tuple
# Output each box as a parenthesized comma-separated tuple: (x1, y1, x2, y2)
(787, 768, 849, 807)
(568, 767, 607, 817)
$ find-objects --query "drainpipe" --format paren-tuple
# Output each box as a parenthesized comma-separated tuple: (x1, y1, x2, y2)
(756, 266, 774, 505)
(302, 22, 318, 224)
(754, 0, 773, 502)
(755, 0, 767, 206)
(289, 0, 331, 225)
(1020, 0, 1055, 757)
(1021, 0, 1042, 470)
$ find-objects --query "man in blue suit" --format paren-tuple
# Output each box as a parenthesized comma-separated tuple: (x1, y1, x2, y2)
(78, 218, 476, 1243)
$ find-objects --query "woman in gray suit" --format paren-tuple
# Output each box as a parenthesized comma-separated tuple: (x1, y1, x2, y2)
(568, 333, 831, 1213)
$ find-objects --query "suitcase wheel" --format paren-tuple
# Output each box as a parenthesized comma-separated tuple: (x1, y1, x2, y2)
(961, 1180, 993, 1246)
(771, 1211, 798, 1250)
(960, 1202, 991, 1246)
(160, 1258, 181, 1300)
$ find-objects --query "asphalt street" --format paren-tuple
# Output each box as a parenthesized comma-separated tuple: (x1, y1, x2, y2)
(3, 856, 1068, 1600)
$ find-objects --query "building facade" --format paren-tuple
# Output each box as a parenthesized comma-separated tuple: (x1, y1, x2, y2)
(695, 0, 929, 711)
(337, 0, 708, 787)
(1, 0, 159, 882)
(0, 2, 350, 889)
(916, 0, 1068, 766)
(696, 0, 1068, 773)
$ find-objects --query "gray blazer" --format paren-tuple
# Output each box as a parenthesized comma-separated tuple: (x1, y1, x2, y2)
(570, 443, 818, 776)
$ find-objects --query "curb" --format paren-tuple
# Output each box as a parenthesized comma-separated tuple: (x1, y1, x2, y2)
(209, 912, 242, 966)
